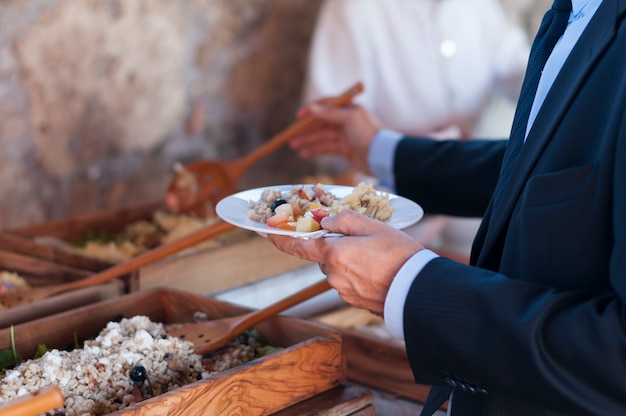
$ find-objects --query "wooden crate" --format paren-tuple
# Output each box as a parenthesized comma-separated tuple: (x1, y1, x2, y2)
(2, 202, 310, 295)
(0, 202, 164, 273)
(272, 383, 374, 416)
(0, 287, 346, 415)
(7, 202, 164, 244)
(0, 249, 125, 328)
(314, 307, 433, 405)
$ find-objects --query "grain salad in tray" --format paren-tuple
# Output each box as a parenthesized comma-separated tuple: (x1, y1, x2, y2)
(247, 182, 393, 233)
(0, 316, 279, 415)
(0, 288, 345, 416)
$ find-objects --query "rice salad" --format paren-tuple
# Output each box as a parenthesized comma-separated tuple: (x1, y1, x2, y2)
(0, 315, 264, 415)
(247, 182, 393, 226)
(329, 182, 393, 221)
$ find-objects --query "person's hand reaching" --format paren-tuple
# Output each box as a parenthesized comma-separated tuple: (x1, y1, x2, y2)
(291, 102, 381, 175)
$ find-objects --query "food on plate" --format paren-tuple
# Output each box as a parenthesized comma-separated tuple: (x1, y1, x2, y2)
(0, 315, 280, 415)
(246, 182, 393, 232)
(73, 210, 247, 263)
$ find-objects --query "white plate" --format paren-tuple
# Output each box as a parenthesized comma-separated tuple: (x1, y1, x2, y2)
(215, 184, 424, 238)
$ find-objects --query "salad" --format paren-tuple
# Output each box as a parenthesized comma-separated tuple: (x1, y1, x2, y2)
(246, 182, 393, 232)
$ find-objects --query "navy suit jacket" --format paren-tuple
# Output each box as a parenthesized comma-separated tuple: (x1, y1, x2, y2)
(393, 0, 626, 414)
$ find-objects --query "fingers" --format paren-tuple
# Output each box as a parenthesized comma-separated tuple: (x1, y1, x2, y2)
(296, 95, 352, 121)
(289, 127, 346, 159)
(294, 103, 360, 140)
(308, 102, 353, 120)
(268, 215, 424, 316)
(296, 105, 312, 120)
(267, 234, 326, 264)
(290, 103, 378, 174)
(320, 210, 388, 237)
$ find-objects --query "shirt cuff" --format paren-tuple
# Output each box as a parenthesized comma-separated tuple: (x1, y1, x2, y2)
(368, 128, 404, 191)
(384, 249, 440, 339)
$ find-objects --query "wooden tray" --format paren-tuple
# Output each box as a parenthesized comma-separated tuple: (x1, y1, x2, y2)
(0, 249, 127, 328)
(0, 202, 164, 272)
(7, 202, 164, 244)
(2, 202, 310, 296)
(314, 307, 433, 404)
(0, 287, 346, 415)
(0, 281, 124, 329)
(272, 383, 374, 416)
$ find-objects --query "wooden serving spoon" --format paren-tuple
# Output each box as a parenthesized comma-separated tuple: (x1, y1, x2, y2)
(166, 278, 332, 355)
(166, 81, 365, 216)
(0, 221, 235, 308)
(0, 386, 64, 416)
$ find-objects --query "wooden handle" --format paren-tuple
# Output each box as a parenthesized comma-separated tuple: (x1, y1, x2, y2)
(230, 279, 332, 336)
(0, 386, 64, 416)
(238, 82, 364, 168)
(58, 221, 235, 293)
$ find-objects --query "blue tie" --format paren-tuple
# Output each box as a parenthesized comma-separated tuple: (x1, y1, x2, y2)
(491, 0, 572, 212)
(419, 1, 572, 415)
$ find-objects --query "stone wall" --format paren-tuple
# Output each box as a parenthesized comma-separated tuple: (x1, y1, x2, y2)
(0, 0, 551, 229)
(0, 0, 321, 229)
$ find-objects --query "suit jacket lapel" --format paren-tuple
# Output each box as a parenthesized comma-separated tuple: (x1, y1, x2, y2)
(475, 0, 623, 266)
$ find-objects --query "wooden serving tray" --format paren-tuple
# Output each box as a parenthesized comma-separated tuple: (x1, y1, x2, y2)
(0, 287, 346, 415)
(2, 202, 310, 295)
(314, 306, 433, 404)
(0, 249, 126, 328)
(339, 329, 432, 403)
(7, 202, 164, 244)
(0, 201, 164, 272)
(0, 203, 152, 296)
(0, 282, 124, 329)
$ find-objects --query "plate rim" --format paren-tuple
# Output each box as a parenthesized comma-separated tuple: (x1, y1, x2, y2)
(215, 184, 423, 237)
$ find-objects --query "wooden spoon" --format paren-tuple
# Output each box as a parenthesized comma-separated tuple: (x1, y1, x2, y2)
(166, 82, 365, 215)
(166, 278, 332, 355)
(0, 386, 64, 416)
(0, 221, 235, 308)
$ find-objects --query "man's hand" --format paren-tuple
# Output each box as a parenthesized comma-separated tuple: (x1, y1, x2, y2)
(268, 210, 423, 316)
(290, 103, 381, 175)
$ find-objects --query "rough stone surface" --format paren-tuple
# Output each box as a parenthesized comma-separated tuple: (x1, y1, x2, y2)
(0, 0, 321, 228)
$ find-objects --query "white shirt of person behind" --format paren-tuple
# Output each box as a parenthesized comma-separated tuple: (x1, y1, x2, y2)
(303, 0, 531, 254)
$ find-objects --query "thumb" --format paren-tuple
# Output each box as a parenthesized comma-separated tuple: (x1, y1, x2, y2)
(321, 209, 387, 236)
(309, 103, 357, 126)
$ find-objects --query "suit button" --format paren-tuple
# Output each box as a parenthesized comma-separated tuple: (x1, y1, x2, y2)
(476, 386, 488, 394)
(443, 376, 457, 387)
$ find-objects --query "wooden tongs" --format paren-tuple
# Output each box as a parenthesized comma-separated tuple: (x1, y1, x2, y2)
(0, 221, 235, 308)
(166, 82, 365, 216)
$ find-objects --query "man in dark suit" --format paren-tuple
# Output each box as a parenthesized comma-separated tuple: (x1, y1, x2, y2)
(268, 0, 626, 414)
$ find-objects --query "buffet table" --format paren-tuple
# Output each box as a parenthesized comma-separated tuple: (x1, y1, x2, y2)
(0, 198, 453, 415)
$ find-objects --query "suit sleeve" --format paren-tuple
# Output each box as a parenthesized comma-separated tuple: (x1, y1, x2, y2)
(393, 137, 507, 217)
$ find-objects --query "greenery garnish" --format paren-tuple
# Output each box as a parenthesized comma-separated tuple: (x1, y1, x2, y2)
(0, 326, 23, 373)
